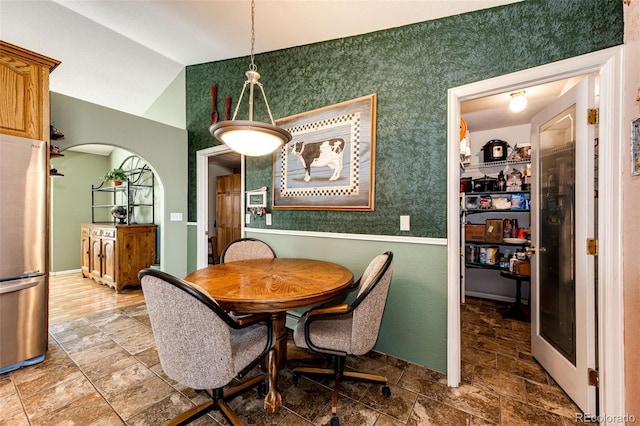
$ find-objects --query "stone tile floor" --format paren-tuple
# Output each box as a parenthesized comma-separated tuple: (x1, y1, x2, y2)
(0, 297, 585, 425)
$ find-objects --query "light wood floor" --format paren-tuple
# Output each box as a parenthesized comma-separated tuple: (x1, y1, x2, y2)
(48, 272, 145, 324)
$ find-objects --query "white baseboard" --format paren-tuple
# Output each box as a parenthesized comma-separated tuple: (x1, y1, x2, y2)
(464, 291, 530, 305)
(50, 269, 82, 276)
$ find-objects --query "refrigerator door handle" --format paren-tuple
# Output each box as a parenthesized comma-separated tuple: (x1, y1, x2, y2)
(0, 280, 38, 295)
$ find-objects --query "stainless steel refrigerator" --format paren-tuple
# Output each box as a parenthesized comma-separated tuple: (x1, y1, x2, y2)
(0, 133, 48, 374)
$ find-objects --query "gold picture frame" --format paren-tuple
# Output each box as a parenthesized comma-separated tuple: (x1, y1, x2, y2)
(272, 94, 376, 211)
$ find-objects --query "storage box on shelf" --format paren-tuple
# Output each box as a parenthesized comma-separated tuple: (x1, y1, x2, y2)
(485, 219, 503, 243)
(513, 260, 531, 276)
(465, 224, 486, 242)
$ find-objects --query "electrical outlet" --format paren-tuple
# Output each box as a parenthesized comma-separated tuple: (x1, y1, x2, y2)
(400, 215, 410, 231)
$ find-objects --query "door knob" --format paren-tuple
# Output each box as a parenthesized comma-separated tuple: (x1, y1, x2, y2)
(525, 246, 546, 254)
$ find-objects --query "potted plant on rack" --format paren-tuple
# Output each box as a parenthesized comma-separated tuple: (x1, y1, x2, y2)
(100, 168, 128, 186)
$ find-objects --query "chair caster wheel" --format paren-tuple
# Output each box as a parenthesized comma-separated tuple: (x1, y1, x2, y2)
(331, 415, 340, 426)
(292, 373, 299, 385)
(382, 385, 391, 398)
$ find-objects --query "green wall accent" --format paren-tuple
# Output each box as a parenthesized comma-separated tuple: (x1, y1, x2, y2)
(246, 231, 449, 371)
(186, 0, 622, 238)
(186, 224, 198, 275)
(144, 68, 186, 129)
(50, 151, 109, 272)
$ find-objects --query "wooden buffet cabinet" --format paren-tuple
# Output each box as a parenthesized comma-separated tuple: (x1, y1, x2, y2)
(81, 224, 156, 293)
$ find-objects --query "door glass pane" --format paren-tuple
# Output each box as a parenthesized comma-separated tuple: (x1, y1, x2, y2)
(539, 105, 576, 365)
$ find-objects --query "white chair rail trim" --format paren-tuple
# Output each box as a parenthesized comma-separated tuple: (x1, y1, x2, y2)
(245, 227, 446, 246)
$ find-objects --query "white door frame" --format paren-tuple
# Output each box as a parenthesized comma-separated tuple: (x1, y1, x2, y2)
(195, 145, 245, 270)
(447, 46, 624, 417)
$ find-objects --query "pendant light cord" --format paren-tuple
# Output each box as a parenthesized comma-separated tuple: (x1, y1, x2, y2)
(249, 0, 257, 72)
(229, 0, 277, 125)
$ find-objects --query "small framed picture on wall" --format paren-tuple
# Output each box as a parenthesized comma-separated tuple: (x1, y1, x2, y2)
(633, 116, 640, 176)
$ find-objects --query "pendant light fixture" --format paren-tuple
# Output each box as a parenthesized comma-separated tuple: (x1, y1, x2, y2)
(209, 0, 292, 156)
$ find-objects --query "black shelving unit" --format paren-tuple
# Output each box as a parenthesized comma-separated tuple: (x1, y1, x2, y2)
(91, 162, 154, 225)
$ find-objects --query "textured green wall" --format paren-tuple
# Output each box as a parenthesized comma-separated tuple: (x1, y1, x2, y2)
(186, 0, 622, 237)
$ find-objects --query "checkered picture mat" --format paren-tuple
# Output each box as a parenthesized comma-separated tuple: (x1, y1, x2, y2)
(278, 112, 361, 198)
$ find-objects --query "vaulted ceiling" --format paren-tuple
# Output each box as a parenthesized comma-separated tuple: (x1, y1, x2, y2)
(1, 0, 521, 117)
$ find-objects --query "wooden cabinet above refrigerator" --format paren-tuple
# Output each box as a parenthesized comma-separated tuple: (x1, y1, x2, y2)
(0, 41, 59, 141)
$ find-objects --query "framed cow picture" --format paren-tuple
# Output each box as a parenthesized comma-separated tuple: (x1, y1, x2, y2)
(272, 94, 376, 211)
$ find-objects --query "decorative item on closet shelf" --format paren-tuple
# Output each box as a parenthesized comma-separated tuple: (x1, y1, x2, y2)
(472, 175, 497, 192)
(508, 143, 531, 162)
(506, 168, 523, 191)
(481, 139, 509, 163)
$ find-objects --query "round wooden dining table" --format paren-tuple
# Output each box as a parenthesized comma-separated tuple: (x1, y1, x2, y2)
(184, 257, 354, 414)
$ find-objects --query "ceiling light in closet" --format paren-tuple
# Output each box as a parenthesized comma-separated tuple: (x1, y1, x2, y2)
(509, 91, 528, 113)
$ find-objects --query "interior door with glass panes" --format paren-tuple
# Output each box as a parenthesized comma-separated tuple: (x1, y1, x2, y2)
(529, 75, 597, 415)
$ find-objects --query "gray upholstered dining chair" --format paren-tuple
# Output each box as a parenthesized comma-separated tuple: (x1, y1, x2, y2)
(138, 268, 273, 426)
(291, 252, 394, 426)
(219, 237, 276, 263)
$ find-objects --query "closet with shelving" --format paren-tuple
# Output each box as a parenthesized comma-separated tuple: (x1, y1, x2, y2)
(460, 123, 533, 304)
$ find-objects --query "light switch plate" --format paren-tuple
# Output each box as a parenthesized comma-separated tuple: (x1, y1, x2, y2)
(170, 213, 182, 221)
(245, 213, 251, 224)
(400, 215, 410, 231)
(266, 213, 272, 226)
